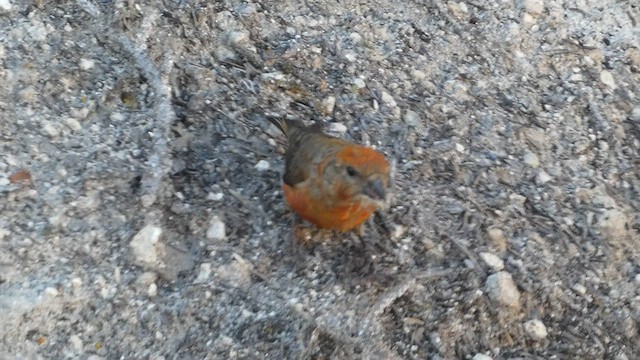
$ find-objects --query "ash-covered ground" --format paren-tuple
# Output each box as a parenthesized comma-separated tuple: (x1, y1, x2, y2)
(1, 0, 639, 359)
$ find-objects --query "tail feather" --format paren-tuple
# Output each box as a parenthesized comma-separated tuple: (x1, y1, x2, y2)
(267, 116, 290, 137)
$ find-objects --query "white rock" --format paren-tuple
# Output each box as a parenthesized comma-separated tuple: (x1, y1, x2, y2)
(485, 271, 521, 308)
(473, 354, 493, 360)
(487, 228, 507, 252)
(206, 192, 224, 201)
(129, 225, 165, 268)
(447, 2, 464, 18)
(455, 143, 465, 153)
(194, 263, 212, 283)
(135, 272, 158, 290)
(254, 160, 270, 171)
(353, 78, 366, 89)
(79, 58, 95, 71)
(381, 91, 397, 107)
(322, 96, 336, 114)
(110, 112, 126, 122)
(572, 283, 587, 296)
(524, 319, 548, 341)
(64, 117, 82, 131)
(44, 287, 59, 298)
(630, 107, 640, 122)
(0, 0, 12, 12)
(69, 335, 83, 353)
(536, 170, 552, 185)
(206, 216, 226, 241)
(147, 283, 157, 297)
(598, 140, 609, 151)
(403, 110, 421, 127)
(342, 50, 357, 62)
(328, 122, 348, 133)
(522, 13, 536, 24)
(479, 252, 505, 271)
(523, 151, 539, 168)
(522, 0, 544, 15)
(41, 121, 60, 138)
(600, 70, 616, 89)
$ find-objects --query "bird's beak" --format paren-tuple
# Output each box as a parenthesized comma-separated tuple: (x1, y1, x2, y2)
(363, 179, 386, 201)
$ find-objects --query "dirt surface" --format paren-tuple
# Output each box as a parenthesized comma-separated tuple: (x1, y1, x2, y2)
(1, 0, 639, 358)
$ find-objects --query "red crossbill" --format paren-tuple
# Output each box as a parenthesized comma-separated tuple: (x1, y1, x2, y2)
(268, 117, 390, 232)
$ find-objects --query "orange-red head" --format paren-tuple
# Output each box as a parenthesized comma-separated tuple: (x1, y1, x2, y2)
(325, 145, 390, 208)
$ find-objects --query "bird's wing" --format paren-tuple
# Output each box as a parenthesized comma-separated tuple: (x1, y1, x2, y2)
(283, 132, 343, 187)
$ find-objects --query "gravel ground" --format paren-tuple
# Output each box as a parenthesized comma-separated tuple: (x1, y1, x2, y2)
(1, 0, 639, 359)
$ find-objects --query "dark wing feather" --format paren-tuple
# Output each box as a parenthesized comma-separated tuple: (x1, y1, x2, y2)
(267, 116, 339, 186)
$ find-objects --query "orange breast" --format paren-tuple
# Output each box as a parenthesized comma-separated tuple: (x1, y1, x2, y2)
(283, 183, 376, 231)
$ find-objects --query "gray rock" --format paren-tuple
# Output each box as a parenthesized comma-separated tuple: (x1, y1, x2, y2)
(486, 271, 521, 308)
(524, 319, 548, 341)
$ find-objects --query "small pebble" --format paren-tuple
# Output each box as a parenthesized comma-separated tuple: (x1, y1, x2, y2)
(0, 0, 12, 12)
(328, 122, 347, 133)
(381, 91, 397, 107)
(41, 121, 60, 138)
(254, 160, 270, 172)
(147, 283, 157, 297)
(44, 287, 59, 298)
(135, 272, 158, 290)
(322, 96, 336, 114)
(522, 0, 544, 15)
(69, 335, 83, 353)
(600, 70, 616, 89)
(630, 107, 640, 122)
(598, 140, 609, 151)
(403, 110, 421, 127)
(485, 271, 521, 308)
(479, 252, 505, 271)
(524, 319, 548, 341)
(207, 192, 224, 201)
(79, 58, 95, 71)
(110, 112, 126, 122)
(473, 354, 493, 360)
(572, 283, 587, 296)
(487, 228, 507, 253)
(353, 78, 366, 89)
(536, 170, 552, 185)
(64, 117, 82, 131)
(523, 151, 539, 168)
(129, 225, 164, 268)
(206, 216, 226, 241)
(194, 263, 212, 283)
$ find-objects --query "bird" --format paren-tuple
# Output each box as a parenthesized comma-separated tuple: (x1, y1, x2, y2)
(267, 116, 391, 233)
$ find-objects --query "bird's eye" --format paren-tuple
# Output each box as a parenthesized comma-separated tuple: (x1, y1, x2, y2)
(346, 166, 358, 177)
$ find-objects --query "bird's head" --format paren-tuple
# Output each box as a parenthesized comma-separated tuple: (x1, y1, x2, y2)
(324, 145, 391, 208)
